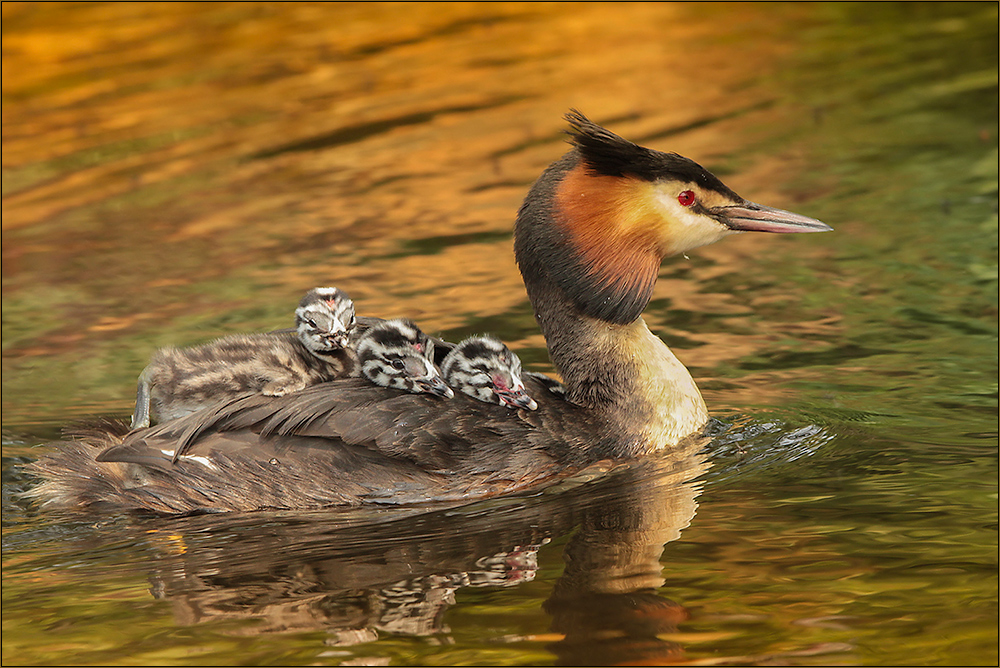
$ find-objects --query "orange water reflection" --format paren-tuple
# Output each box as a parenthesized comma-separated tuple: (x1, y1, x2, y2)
(2, 1, 833, 424)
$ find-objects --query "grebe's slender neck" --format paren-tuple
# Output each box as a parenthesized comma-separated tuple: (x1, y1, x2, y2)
(521, 275, 707, 452)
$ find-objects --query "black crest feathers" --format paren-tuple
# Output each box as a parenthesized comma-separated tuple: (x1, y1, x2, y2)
(564, 110, 738, 197)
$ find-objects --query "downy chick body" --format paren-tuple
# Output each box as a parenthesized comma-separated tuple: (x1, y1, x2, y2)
(131, 287, 355, 429)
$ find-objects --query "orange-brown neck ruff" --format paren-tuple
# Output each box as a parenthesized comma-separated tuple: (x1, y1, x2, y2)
(552, 165, 663, 324)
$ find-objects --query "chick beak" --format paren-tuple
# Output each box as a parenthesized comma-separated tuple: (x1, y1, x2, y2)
(504, 391, 538, 411)
(418, 376, 455, 399)
(496, 380, 538, 411)
(715, 201, 833, 234)
(325, 332, 349, 349)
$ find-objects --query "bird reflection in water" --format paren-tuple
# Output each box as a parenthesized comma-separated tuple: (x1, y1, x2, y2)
(130, 435, 709, 665)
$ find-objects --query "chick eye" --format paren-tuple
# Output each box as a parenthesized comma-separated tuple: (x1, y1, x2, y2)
(390, 359, 405, 371)
(678, 190, 696, 207)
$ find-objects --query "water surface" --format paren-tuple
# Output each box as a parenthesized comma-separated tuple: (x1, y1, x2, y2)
(3, 3, 997, 665)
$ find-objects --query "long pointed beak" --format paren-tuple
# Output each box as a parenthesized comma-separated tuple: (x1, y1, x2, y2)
(716, 201, 833, 234)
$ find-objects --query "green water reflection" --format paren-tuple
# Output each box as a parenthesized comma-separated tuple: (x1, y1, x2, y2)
(3, 2, 997, 666)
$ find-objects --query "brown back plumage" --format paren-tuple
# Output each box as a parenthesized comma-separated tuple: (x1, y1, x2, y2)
(26, 374, 632, 514)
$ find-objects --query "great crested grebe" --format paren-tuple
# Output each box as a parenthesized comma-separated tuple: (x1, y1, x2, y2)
(131, 287, 357, 429)
(440, 336, 537, 411)
(25, 111, 831, 515)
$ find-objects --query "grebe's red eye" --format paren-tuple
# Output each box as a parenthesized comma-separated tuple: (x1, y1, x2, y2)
(678, 190, 695, 206)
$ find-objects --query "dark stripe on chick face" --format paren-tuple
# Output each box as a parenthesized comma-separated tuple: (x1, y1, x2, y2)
(355, 319, 445, 395)
(441, 336, 529, 406)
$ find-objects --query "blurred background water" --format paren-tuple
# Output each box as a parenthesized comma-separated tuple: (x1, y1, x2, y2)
(2, 2, 997, 665)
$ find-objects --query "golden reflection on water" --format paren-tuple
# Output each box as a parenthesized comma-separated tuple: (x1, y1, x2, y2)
(3, 4, 997, 667)
(3, 2, 827, 422)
